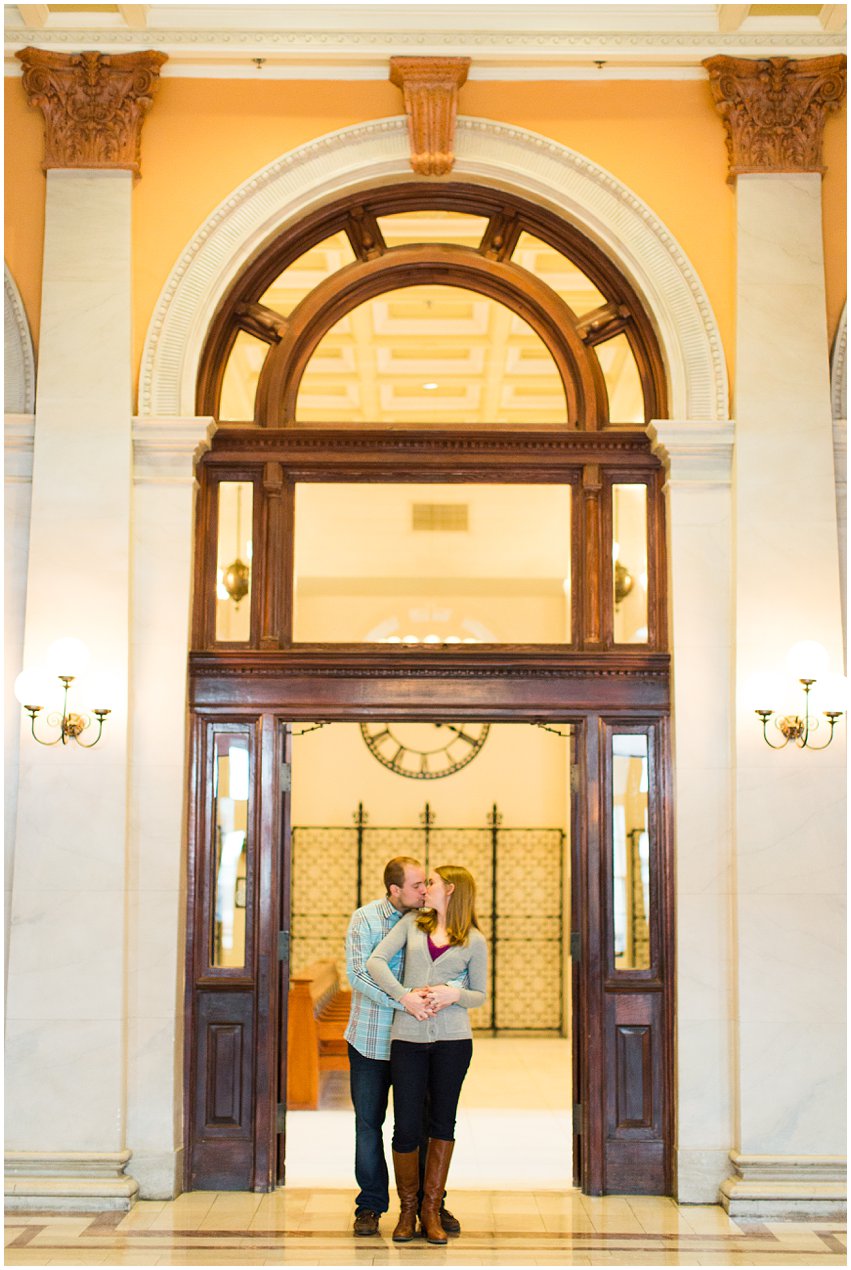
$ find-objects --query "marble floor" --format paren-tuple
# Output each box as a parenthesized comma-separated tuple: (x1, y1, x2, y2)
(5, 1192, 847, 1267)
(286, 1037, 574, 1189)
(5, 1041, 846, 1266)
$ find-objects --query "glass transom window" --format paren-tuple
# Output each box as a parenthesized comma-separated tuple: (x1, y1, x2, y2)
(293, 482, 573, 643)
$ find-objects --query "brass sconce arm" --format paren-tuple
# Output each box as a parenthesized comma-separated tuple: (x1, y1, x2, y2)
(755, 679, 844, 751)
(20, 675, 111, 749)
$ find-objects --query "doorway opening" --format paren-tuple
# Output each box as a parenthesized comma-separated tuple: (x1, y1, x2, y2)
(282, 720, 577, 1191)
(184, 180, 674, 1197)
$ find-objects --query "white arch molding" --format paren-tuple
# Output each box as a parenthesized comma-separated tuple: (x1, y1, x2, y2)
(831, 303, 846, 423)
(139, 117, 728, 422)
(4, 264, 36, 415)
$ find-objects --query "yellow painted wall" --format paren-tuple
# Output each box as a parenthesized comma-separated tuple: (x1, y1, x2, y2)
(291, 722, 570, 834)
(5, 75, 846, 404)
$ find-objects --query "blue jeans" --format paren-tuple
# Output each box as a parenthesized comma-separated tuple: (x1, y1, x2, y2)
(348, 1042, 392, 1214)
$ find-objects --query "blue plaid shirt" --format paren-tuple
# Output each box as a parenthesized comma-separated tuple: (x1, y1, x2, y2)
(344, 897, 406, 1060)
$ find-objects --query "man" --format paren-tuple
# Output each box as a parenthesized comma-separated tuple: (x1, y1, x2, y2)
(345, 855, 461, 1238)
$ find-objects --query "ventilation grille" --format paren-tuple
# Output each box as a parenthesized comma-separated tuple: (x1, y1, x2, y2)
(412, 502, 469, 532)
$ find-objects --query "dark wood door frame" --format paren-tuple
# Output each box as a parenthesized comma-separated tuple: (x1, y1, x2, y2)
(184, 662, 674, 1197)
(186, 171, 676, 1194)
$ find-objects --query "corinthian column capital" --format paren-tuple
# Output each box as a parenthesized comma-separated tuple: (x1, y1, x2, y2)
(703, 54, 846, 183)
(389, 56, 470, 176)
(16, 46, 167, 177)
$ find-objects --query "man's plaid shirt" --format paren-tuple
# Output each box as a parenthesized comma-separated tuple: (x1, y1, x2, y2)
(344, 897, 405, 1060)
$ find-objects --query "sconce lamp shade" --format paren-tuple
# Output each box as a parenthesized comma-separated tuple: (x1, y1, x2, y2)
(811, 671, 850, 713)
(76, 670, 116, 713)
(785, 639, 830, 681)
(47, 636, 92, 678)
(14, 668, 53, 707)
(743, 670, 786, 713)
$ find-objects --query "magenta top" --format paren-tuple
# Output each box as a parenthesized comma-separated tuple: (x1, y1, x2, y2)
(427, 934, 450, 961)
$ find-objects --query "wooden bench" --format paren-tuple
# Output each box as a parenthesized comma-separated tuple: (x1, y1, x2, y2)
(286, 959, 352, 1110)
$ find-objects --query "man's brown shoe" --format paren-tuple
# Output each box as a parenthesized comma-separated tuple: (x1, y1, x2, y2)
(439, 1205, 461, 1235)
(418, 1204, 461, 1237)
(353, 1209, 380, 1236)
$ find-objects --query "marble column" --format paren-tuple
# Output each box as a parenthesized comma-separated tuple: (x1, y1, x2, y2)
(4, 414, 35, 986)
(127, 416, 214, 1200)
(831, 308, 847, 647)
(648, 421, 736, 1204)
(5, 48, 165, 1213)
(5, 268, 37, 987)
(705, 54, 847, 1217)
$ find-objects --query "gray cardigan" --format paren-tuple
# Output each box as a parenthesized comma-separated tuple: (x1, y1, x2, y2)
(366, 911, 488, 1044)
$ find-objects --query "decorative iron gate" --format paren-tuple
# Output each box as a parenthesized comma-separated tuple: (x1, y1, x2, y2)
(291, 803, 566, 1031)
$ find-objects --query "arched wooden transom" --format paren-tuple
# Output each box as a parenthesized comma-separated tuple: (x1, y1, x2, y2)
(197, 183, 668, 429)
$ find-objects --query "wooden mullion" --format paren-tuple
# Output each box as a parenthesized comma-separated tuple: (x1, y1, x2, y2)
(584, 715, 606, 1194)
(182, 711, 205, 1190)
(648, 467, 668, 651)
(260, 462, 286, 648)
(247, 473, 263, 649)
(190, 467, 213, 650)
(479, 208, 522, 261)
(569, 472, 582, 649)
(276, 720, 293, 1186)
(582, 464, 604, 648)
(234, 302, 289, 345)
(659, 713, 676, 1195)
(577, 303, 631, 347)
(345, 206, 387, 261)
(192, 467, 217, 649)
(279, 477, 295, 644)
(253, 712, 279, 1191)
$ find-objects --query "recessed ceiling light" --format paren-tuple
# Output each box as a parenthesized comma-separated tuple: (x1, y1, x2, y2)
(422, 382, 439, 390)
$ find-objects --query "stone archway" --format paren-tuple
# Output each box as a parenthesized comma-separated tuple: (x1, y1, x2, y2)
(138, 116, 728, 423)
(134, 117, 735, 1205)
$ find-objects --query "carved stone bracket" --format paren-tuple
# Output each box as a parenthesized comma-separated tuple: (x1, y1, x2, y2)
(703, 53, 846, 181)
(16, 45, 167, 176)
(389, 56, 470, 176)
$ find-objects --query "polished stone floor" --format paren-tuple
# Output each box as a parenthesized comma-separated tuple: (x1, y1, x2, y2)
(286, 1037, 574, 1189)
(4, 1190, 847, 1266)
(7, 1042, 846, 1266)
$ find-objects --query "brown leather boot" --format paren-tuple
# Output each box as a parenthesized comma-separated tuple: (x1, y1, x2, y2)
(419, 1138, 455, 1245)
(391, 1149, 420, 1243)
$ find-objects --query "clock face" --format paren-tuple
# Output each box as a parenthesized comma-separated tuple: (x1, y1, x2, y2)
(360, 721, 490, 780)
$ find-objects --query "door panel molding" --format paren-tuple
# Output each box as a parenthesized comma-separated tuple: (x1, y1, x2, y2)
(185, 715, 284, 1192)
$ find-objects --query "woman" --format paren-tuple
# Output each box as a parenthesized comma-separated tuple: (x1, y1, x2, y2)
(366, 864, 487, 1245)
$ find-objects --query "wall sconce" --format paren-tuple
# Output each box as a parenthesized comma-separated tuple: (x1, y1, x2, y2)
(14, 637, 111, 749)
(751, 641, 846, 751)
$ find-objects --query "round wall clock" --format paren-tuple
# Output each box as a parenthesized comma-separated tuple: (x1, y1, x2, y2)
(360, 721, 490, 780)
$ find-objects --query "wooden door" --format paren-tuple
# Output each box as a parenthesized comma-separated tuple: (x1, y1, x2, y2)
(184, 685, 673, 1195)
(576, 714, 673, 1195)
(185, 713, 287, 1191)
